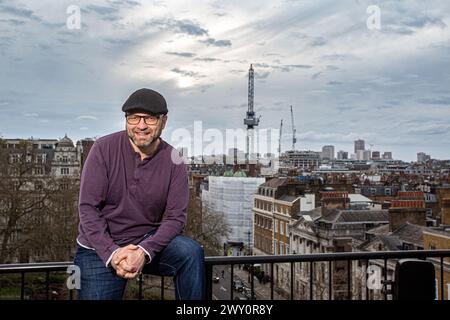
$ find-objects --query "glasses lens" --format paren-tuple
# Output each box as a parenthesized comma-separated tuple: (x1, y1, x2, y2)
(127, 115, 140, 124)
(144, 116, 159, 125)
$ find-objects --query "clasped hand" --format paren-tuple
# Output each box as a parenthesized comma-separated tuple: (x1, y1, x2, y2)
(111, 244, 146, 279)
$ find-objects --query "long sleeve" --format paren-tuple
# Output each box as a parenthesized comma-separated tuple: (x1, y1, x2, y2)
(138, 161, 189, 259)
(78, 142, 120, 265)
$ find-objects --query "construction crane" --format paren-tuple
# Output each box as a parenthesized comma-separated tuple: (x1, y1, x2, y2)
(278, 119, 283, 158)
(243, 64, 260, 164)
(290, 105, 297, 150)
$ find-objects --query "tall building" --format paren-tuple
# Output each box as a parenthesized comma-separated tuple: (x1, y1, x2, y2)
(354, 139, 365, 154)
(417, 152, 431, 163)
(51, 135, 80, 177)
(371, 151, 381, 160)
(356, 149, 371, 161)
(337, 150, 348, 160)
(321, 145, 335, 161)
(382, 152, 392, 160)
(280, 150, 321, 170)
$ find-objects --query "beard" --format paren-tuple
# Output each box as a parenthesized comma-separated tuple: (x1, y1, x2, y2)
(127, 128, 160, 149)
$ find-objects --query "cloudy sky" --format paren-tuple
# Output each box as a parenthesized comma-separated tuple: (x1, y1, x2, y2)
(1, 0, 449, 161)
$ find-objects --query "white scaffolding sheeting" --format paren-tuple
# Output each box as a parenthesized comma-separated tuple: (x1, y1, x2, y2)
(202, 176, 265, 248)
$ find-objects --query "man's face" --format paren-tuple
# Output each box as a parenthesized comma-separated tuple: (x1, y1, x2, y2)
(125, 112, 167, 149)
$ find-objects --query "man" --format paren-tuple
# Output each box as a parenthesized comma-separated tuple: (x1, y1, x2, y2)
(74, 88, 205, 300)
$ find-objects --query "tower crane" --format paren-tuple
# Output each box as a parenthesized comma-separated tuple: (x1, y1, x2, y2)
(278, 119, 283, 158)
(290, 105, 297, 150)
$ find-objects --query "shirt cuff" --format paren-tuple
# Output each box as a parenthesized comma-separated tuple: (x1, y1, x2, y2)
(137, 245, 152, 264)
(105, 247, 121, 267)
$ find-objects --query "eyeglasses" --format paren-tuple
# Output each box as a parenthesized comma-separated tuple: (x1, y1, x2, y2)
(126, 114, 162, 125)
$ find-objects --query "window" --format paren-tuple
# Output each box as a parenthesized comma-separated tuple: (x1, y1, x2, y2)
(62, 156, 68, 163)
(274, 240, 278, 255)
(280, 221, 284, 235)
(385, 188, 391, 196)
(35, 167, 43, 175)
(34, 181, 43, 190)
(280, 242, 284, 254)
(61, 168, 69, 175)
(274, 219, 278, 233)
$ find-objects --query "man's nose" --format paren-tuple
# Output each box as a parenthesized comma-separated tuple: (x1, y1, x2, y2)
(137, 118, 148, 129)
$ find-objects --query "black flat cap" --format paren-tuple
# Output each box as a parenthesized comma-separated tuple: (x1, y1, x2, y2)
(122, 88, 168, 115)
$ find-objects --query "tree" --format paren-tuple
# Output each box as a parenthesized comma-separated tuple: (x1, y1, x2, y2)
(0, 139, 79, 263)
(184, 190, 231, 256)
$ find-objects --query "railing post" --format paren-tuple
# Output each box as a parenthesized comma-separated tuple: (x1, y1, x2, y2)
(441, 257, 444, 301)
(328, 260, 332, 300)
(205, 263, 213, 301)
(161, 276, 164, 300)
(309, 261, 313, 300)
(383, 258, 388, 300)
(20, 272, 25, 300)
(138, 273, 143, 300)
(290, 262, 294, 300)
(347, 260, 351, 300)
(365, 259, 369, 300)
(45, 271, 50, 300)
(270, 263, 274, 300)
(230, 264, 234, 300)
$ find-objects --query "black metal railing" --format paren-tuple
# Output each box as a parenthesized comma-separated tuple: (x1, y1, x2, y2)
(204, 249, 450, 301)
(1, 249, 449, 300)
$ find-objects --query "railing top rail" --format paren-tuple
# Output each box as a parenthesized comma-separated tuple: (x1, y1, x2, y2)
(204, 249, 450, 265)
(0, 262, 73, 274)
(0, 249, 449, 272)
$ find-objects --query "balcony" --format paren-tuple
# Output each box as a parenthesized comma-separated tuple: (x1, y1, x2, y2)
(1, 250, 449, 300)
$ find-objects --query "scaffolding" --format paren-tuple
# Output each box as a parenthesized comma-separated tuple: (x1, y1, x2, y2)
(202, 176, 265, 251)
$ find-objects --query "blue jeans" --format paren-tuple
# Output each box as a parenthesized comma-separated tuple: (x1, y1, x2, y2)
(74, 234, 205, 300)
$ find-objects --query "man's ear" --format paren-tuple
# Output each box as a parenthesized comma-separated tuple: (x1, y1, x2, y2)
(161, 115, 168, 130)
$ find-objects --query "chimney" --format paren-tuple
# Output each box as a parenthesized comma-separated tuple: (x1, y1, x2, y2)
(441, 198, 450, 226)
(321, 191, 349, 216)
(388, 201, 427, 232)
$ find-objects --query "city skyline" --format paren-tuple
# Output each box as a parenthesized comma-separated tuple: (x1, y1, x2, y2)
(1, 1, 450, 161)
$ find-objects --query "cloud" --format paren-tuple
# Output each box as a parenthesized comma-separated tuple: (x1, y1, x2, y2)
(194, 57, 223, 62)
(107, 0, 141, 7)
(165, 51, 196, 58)
(327, 81, 343, 86)
(76, 115, 98, 121)
(255, 71, 270, 79)
(406, 123, 450, 136)
(311, 72, 321, 79)
(417, 97, 450, 106)
(22, 112, 39, 117)
(0, 18, 25, 26)
(85, 5, 118, 16)
(148, 18, 208, 36)
(0, 3, 41, 22)
(201, 38, 232, 47)
(171, 67, 205, 79)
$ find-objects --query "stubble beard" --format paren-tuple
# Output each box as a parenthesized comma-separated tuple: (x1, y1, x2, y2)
(127, 128, 159, 150)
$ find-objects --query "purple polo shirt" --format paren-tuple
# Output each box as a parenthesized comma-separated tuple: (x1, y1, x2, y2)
(76, 130, 189, 265)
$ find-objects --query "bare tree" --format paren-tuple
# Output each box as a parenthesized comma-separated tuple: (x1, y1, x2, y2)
(0, 139, 79, 263)
(184, 190, 230, 256)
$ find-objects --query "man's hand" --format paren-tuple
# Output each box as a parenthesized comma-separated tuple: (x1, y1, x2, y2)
(111, 244, 147, 279)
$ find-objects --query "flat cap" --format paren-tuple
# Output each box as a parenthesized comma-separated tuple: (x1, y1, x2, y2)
(122, 88, 168, 115)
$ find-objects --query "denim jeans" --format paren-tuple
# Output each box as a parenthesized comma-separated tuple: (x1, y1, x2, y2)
(74, 234, 205, 300)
